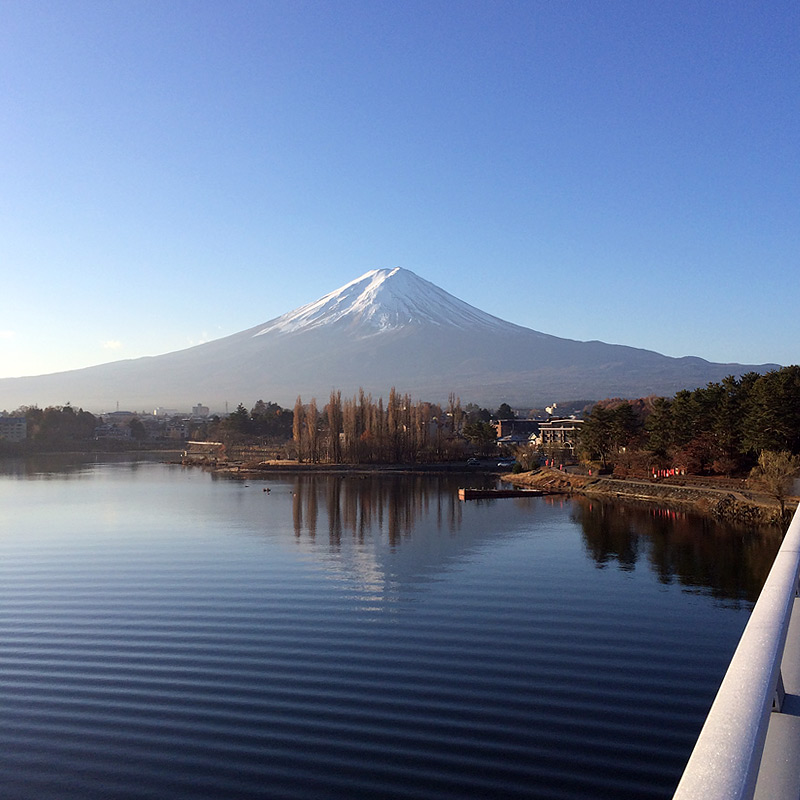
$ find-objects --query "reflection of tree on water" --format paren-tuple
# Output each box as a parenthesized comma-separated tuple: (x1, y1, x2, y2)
(292, 477, 318, 539)
(572, 497, 782, 605)
(278, 474, 782, 611)
(284, 473, 500, 609)
(0, 452, 156, 478)
(290, 473, 472, 548)
(571, 499, 641, 571)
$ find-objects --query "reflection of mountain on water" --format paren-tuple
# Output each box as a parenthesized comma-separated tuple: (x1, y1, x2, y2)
(287, 473, 507, 606)
(238, 473, 782, 610)
(571, 497, 782, 606)
(14, 457, 776, 610)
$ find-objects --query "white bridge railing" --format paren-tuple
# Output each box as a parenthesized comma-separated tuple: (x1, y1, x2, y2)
(673, 504, 800, 800)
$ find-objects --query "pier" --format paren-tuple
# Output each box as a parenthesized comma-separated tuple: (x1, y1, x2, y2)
(457, 487, 544, 500)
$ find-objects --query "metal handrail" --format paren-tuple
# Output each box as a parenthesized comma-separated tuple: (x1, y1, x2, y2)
(673, 504, 800, 800)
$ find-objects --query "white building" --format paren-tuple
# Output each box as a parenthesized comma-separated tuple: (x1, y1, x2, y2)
(535, 418, 584, 453)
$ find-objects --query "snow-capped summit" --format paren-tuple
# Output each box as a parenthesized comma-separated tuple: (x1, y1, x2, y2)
(254, 267, 521, 337)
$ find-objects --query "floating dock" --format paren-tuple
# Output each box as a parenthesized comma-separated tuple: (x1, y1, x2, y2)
(458, 488, 544, 500)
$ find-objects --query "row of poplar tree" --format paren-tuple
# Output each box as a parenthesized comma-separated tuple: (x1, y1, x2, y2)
(291, 388, 468, 464)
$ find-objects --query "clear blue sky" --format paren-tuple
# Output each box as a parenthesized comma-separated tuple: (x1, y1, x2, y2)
(1, 0, 797, 380)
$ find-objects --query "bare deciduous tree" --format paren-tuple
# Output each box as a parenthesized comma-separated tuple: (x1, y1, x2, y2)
(750, 450, 800, 523)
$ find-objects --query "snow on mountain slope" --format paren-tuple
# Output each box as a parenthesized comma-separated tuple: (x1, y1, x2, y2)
(253, 267, 527, 337)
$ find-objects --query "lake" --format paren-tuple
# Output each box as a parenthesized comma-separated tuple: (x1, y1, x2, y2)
(0, 456, 781, 799)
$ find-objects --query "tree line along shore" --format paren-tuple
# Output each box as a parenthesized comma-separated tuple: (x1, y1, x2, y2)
(3, 366, 799, 524)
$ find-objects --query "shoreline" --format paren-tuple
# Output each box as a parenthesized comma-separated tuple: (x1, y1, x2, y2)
(177, 456, 798, 527)
(504, 467, 798, 527)
(178, 458, 504, 476)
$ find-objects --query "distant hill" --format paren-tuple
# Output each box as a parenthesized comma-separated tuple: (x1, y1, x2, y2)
(0, 268, 780, 412)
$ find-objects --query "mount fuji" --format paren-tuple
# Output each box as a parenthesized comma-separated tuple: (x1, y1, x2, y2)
(0, 268, 779, 412)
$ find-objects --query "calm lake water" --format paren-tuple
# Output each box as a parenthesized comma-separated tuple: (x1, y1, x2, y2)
(0, 456, 782, 800)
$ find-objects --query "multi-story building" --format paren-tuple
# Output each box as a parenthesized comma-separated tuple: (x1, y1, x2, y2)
(192, 403, 210, 418)
(0, 416, 27, 442)
(536, 418, 584, 453)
